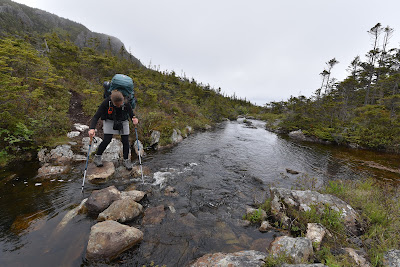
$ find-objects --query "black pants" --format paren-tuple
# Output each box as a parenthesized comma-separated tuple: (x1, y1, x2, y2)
(96, 134, 130, 159)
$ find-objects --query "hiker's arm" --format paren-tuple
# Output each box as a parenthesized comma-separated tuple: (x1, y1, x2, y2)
(127, 103, 138, 125)
(88, 100, 107, 136)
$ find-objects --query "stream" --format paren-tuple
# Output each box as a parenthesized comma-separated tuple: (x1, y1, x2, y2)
(0, 119, 399, 266)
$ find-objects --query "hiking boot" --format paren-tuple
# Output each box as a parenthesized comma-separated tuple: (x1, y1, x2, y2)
(123, 159, 133, 170)
(93, 154, 103, 167)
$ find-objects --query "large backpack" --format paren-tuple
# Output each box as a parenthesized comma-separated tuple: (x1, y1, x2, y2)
(103, 74, 136, 109)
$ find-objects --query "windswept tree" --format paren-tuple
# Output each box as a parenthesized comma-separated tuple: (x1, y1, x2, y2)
(364, 23, 383, 105)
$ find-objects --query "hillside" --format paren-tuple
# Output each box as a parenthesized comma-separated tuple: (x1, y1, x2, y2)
(0, 0, 142, 66)
(0, 1, 257, 166)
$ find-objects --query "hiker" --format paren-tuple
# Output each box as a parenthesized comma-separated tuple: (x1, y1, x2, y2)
(88, 89, 138, 170)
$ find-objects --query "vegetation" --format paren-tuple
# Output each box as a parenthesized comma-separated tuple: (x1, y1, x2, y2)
(0, 30, 257, 165)
(262, 23, 400, 152)
(252, 178, 400, 266)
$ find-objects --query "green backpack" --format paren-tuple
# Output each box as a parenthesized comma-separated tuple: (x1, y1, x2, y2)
(104, 74, 136, 109)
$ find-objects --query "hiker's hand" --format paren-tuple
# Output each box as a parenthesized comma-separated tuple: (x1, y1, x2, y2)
(88, 129, 96, 138)
(132, 117, 139, 125)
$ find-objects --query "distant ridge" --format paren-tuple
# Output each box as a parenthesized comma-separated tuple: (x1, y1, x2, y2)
(0, 0, 142, 66)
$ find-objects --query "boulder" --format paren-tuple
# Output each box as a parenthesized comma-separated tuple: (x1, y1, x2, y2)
(85, 186, 121, 214)
(189, 250, 267, 267)
(133, 139, 144, 157)
(383, 249, 400, 267)
(49, 145, 74, 165)
(142, 205, 165, 225)
(102, 138, 123, 161)
(86, 220, 143, 261)
(259, 221, 272, 232)
(98, 198, 143, 223)
(82, 137, 101, 155)
(150, 130, 160, 147)
(74, 123, 89, 132)
(37, 164, 70, 178)
(269, 236, 313, 264)
(344, 248, 371, 267)
(121, 190, 145, 202)
(270, 187, 361, 235)
(67, 131, 80, 138)
(306, 223, 327, 250)
(288, 130, 308, 142)
(38, 145, 74, 165)
(171, 129, 183, 144)
(87, 161, 115, 184)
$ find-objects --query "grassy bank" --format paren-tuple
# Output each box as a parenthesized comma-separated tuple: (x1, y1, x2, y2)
(249, 178, 400, 266)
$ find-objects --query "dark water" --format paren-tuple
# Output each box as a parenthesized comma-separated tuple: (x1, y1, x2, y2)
(1, 119, 399, 266)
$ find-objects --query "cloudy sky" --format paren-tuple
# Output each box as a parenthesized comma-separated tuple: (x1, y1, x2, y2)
(12, 0, 400, 105)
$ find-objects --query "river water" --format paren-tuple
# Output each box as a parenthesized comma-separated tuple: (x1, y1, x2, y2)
(0, 119, 399, 266)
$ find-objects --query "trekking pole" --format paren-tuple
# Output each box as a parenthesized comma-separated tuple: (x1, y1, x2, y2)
(81, 135, 93, 192)
(134, 126, 145, 184)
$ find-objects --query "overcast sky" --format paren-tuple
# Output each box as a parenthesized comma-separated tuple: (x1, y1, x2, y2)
(11, 0, 400, 105)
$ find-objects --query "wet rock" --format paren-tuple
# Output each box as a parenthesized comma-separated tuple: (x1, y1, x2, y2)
(10, 211, 47, 234)
(150, 130, 160, 147)
(288, 130, 332, 145)
(56, 198, 87, 232)
(86, 220, 143, 261)
(344, 248, 371, 267)
(171, 129, 183, 144)
(67, 131, 80, 138)
(270, 187, 362, 235)
(87, 161, 115, 184)
(286, 168, 300, 175)
(204, 124, 212, 130)
(81, 137, 101, 155)
(179, 213, 197, 228)
(185, 125, 193, 136)
(74, 123, 89, 132)
(133, 139, 144, 157)
(269, 236, 313, 264)
(37, 164, 70, 178)
(306, 223, 326, 250)
(384, 249, 400, 267)
(164, 186, 178, 197)
(250, 238, 273, 252)
(121, 190, 145, 202)
(85, 186, 121, 214)
(189, 250, 267, 267)
(98, 198, 143, 223)
(259, 221, 272, 232)
(142, 205, 165, 225)
(288, 130, 308, 142)
(215, 221, 239, 245)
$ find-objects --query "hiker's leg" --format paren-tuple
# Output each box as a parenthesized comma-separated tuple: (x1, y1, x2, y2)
(96, 134, 113, 155)
(121, 134, 130, 159)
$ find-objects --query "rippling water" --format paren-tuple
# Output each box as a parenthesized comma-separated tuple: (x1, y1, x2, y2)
(0, 119, 399, 266)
